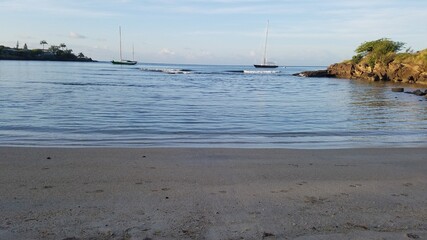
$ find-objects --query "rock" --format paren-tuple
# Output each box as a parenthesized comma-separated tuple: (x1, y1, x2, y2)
(391, 88, 404, 92)
(413, 89, 426, 96)
(327, 63, 354, 79)
(262, 232, 275, 238)
(406, 233, 420, 239)
(293, 70, 332, 78)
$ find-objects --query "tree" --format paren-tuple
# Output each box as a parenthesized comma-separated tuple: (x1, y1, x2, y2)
(48, 45, 60, 54)
(23, 43, 28, 50)
(40, 40, 48, 50)
(59, 43, 66, 50)
(352, 38, 405, 67)
(78, 52, 85, 58)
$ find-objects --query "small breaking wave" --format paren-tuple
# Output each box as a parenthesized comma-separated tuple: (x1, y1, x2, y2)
(243, 70, 280, 74)
(141, 68, 193, 74)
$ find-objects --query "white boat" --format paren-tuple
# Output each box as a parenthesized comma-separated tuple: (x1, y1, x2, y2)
(254, 21, 278, 68)
(112, 26, 137, 65)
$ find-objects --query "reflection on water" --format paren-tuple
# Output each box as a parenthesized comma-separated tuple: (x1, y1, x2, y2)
(0, 61, 426, 148)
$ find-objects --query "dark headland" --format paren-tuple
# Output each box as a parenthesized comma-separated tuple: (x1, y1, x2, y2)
(295, 39, 427, 86)
(0, 43, 95, 62)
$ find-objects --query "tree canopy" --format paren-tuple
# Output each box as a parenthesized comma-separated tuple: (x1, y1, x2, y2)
(355, 38, 405, 56)
(352, 38, 406, 66)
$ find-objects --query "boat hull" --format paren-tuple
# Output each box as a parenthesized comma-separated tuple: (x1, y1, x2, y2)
(111, 60, 137, 65)
(254, 64, 278, 68)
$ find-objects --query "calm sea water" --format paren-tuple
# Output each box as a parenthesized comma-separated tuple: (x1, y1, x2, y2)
(0, 60, 426, 148)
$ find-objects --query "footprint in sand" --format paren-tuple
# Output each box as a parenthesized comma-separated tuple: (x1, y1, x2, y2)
(271, 189, 290, 193)
(391, 193, 409, 197)
(297, 181, 307, 186)
(86, 189, 104, 193)
(304, 196, 328, 204)
(403, 183, 413, 187)
(349, 184, 362, 188)
(219, 190, 227, 194)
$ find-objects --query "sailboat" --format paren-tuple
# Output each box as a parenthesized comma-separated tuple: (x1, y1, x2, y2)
(112, 26, 137, 65)
(254, 21, 278, 68)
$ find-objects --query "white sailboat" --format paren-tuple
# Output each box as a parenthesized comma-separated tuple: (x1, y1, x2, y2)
(254, 21, 278, 68)
(112, 26, 137, 65)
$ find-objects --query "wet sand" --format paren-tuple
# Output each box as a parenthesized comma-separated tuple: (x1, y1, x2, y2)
(0, 147, 426, 239)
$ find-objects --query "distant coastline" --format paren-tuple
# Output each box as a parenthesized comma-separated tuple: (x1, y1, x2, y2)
(0, 44, 95, 62)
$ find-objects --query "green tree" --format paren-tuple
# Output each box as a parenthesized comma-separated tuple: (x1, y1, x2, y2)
(40, 40, 48, 50)
(59, 43, 66, 50)
(355, 38, 405, 57)
(352, 38, 405, 67)
(23, 43, 28, 50)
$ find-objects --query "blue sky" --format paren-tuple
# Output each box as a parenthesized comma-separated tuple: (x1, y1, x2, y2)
(1, 0, 426, 65)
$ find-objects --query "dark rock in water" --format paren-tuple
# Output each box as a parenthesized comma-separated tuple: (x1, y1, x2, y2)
(413, 89, 426, 96)
(391, 88, 404, 92)
(293, 70, 332, 78)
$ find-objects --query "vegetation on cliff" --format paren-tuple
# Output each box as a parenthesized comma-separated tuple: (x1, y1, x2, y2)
(351, 38, 405, 67)
(351, 38, 426, 70)
(0, 42, 94, 62)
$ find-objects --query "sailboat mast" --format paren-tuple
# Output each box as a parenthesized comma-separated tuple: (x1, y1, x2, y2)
(132, 43, 134, 61)
(263, 20, 269, 65)
(119, 26, 122, 61)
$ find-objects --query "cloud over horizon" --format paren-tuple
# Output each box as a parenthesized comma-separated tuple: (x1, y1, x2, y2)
(69, 32, 87, 39)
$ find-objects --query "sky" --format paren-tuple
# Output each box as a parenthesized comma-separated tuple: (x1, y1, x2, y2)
(1, 0, 426, 65)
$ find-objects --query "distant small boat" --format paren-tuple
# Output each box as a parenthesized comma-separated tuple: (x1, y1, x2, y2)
(112, 26, 137, 65)
(112, 59, 137, 65)
(254, 21, 278, 69)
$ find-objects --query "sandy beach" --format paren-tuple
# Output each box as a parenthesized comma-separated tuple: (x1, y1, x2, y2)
(0, 147, 426, 239)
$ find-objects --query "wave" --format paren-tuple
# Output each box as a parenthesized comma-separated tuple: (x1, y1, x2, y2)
(243, 70, 280, 74)
(140, 68, 281, 75)
(141, 68, 193, 74)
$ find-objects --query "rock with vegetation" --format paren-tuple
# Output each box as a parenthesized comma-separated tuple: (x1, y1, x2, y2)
(297, 38, 427, 85)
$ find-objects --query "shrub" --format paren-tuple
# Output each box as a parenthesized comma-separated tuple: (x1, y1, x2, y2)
(351, 54, 363, 64)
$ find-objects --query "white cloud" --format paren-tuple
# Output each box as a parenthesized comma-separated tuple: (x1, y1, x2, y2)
(69, 32, 86, 39)
(159, 48, 175, 55)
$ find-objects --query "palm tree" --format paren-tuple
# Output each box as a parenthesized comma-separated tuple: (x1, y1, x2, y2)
(40, 40, 48, 51)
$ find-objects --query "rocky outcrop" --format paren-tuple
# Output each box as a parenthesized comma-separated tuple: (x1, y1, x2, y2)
(292, 70, 333, 78)
(326, 62, 427, 84)
(295, 49, 427, 85)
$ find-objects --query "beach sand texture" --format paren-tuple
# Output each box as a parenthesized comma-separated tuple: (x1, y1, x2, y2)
(0, 147, 426, 239)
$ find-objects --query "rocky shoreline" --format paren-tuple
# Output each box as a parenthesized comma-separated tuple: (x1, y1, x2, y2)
(294, 67, 427, 100)
(294, 61, 427, 85)
(294, 40, 427, 87)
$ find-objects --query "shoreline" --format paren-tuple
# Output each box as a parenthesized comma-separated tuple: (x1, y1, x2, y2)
(1, 147, 426, 239)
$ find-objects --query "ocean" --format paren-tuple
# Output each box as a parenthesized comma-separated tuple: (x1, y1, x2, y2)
(0, 60, 426, 148)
